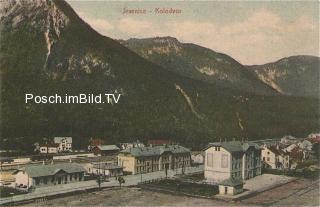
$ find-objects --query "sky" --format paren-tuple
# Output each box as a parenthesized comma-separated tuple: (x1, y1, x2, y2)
(67, 0, 319, 65)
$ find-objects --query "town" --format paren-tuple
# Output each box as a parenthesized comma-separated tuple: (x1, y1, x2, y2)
(0, 134, 319, 206)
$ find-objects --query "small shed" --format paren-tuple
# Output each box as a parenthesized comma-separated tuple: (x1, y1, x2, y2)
(218, 178, 243, 195)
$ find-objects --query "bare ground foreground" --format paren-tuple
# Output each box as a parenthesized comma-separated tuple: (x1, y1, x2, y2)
(18, 179, 319, 207)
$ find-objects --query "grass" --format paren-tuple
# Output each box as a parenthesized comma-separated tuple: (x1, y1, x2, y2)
(142, 178, 218, 197)
(177, 172, 204, 182)
(0, 186, 28, 198)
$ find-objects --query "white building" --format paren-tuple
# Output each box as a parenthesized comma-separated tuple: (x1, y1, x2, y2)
(39, 144, 59, 154)
(204, 141, 261, 184)
(191, 152, 204, 164)
(298, 140, 313, 151)
(54, 137, 72, 152)
(261, 145, 290, 169)
(14, 163, 85, 189)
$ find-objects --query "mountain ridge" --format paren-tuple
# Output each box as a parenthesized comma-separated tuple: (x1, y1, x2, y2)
(0, 0, 319, 151)
(120, 37, 319, 98)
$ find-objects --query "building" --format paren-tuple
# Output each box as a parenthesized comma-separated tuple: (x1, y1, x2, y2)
(92, 145, 120, 156)
(218, 178, 244, 195)
(14, 163, 85, 189)
(119, 140, 145, 150)
(261, 145, 290, 169)
(39, 144, 59, 154)
(118, 145, 191, 175)
(84, 162, 123, 177)
(191, 152, 205, 164)
(88, 138, 105, 151)
(298, 140, 313, 151)
(280, 136, 298, 144)
(204, 141, 261, 183)
(54, 137, 72, 152)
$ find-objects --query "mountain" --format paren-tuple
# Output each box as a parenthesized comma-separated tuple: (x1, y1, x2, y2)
(120, 37, 277, 95)
(0, 0, 319, 151)
(120, 38, 320, 99)
(248, 56, 320, 98)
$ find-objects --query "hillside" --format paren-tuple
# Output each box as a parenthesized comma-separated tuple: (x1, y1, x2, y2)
(248, 56, 320, 98)
(0, 0, 319, 151)
(120, 37, 277, 95)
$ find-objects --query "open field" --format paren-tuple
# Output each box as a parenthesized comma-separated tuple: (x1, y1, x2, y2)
(18, 178, 319, 207)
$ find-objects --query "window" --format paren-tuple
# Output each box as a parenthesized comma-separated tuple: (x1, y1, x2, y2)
(207, 153, 213, 167)
(43, 177, 48, 184)
(35, 178, 40, 185)
(267, 157, 270, 161)
(221, 154, 228, 168)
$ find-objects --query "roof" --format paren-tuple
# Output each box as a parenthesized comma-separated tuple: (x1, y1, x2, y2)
(207, 141, 255, 153)
(18, 163, 85, 178)
(54, 137, 72, 143)
(266, 146, 288, 156)
(120, 145, 190, 157)
(242, 142, 261, 151)
(97, 145, 120, 151)
(219, 178, 243, 187)
(92, 163, 123, 170)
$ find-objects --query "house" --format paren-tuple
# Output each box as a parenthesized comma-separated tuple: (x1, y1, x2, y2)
(261, 145, 290, 169)
(92, 145, 120, 156)
(119, 140, 145, 150)
(280, 136, 297, 144)
(118, 145, 191, 175)
(218, 178, 244, 195)
(0, 171, 16, 187)
(54, 137, 72, 152)
(84, 162, 123, 177)
(204, 141, 261, 184)
(283, 143, 298, 153)
(14, 163, 85, 189)
(39, 143, 59, 154)
(88, 138, 105, 151)
(298, 140, 313, 151)
(191, 152, 204, 164)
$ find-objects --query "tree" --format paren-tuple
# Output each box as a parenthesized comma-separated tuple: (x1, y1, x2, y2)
(117, 176, 125, 188)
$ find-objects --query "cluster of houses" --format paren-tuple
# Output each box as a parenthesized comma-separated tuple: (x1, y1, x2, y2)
(1, 134, 319, 197)
(39, 137, 73, 154)
(261, 135, 317, 170)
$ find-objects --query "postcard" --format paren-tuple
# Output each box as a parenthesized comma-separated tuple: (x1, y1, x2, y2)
(0, 0, 319, 206)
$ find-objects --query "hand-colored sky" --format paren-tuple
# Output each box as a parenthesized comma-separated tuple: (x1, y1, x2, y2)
(67, 0, 319, 65)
